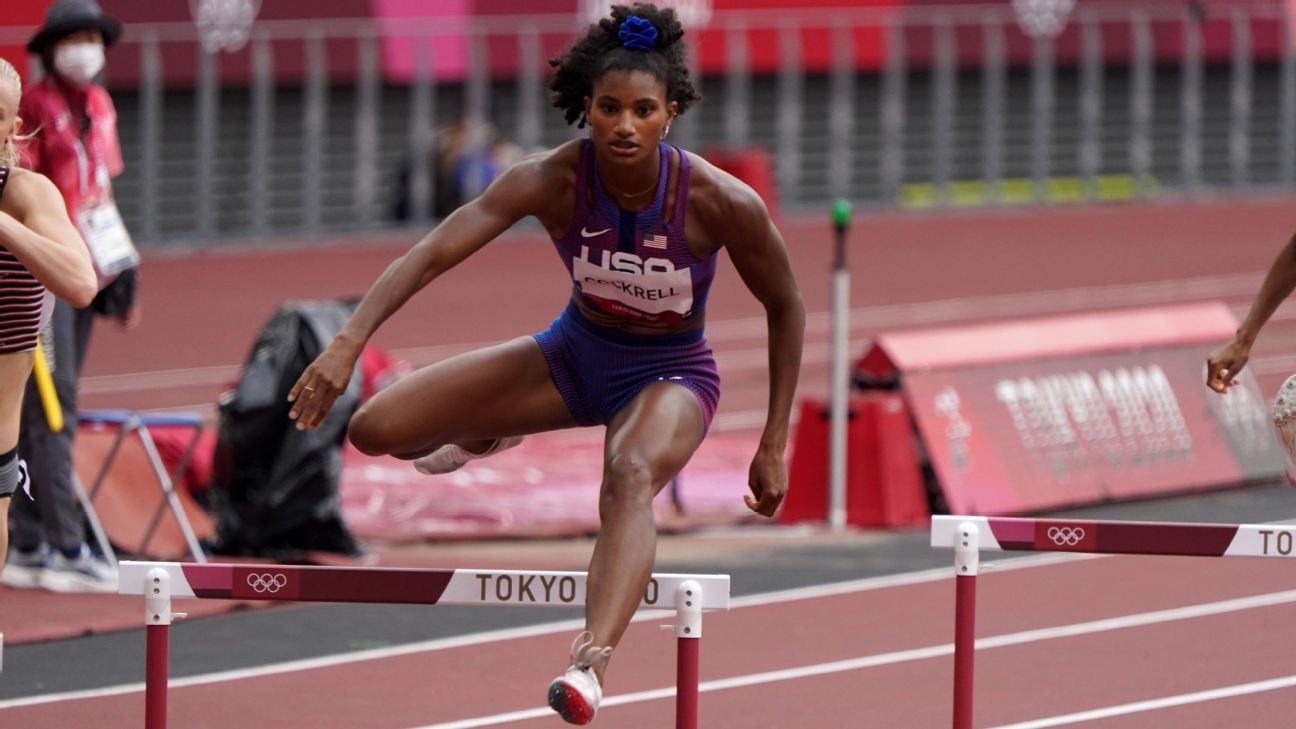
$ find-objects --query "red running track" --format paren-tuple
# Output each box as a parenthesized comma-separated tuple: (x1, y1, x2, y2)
(6, 550, 1296, 728)
(16, 195, 1296, 726)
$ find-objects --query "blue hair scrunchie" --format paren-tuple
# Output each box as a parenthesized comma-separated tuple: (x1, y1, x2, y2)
(618, 16, 658, 52)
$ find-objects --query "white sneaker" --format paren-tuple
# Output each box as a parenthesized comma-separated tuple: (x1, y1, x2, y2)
(413, 436, 525, 475)
(40, 544, 118, 593)
(548, 664, 602, 725)
(1273, 375, 1296, 487)
(547, 631, 612, 725)
(1, 543, 50, 589)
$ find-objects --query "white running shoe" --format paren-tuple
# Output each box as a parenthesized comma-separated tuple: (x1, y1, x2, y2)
(1, 543, 50, 589)
(40, 544, 118, 593)
(548, 664, 602, 725)
(412, 436, 524, 475)
(1272, 375, 1296, 486)
(547, 631, 612, 725)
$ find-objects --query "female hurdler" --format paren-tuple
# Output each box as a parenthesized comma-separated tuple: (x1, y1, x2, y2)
(288, 4, 804, 723)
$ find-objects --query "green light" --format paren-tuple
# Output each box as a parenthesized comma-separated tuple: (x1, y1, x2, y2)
(832, 199, 852, 229)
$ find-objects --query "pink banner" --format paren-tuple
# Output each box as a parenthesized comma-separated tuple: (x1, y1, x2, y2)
(863, 303, 1284, 516)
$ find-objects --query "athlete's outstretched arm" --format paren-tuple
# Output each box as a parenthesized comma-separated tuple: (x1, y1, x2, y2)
(1206, 230, 1296, 393)
(714, 183, 805, 517)
(289, 155, 560, 429)
(0, 172, 97, 308)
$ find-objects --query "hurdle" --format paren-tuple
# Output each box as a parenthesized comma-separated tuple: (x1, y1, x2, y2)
(119, 561, 730, 729)
(931, 514, 1296, 729)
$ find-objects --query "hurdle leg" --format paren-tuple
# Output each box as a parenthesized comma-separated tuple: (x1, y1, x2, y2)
(143, 567, 181, 729)
(952, 522, 980, 729)
(674, 579, 703, 729)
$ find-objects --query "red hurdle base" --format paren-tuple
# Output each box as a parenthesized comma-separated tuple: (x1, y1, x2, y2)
(950, 520, 981, 729)
(145, 625, 168, 729)
(952, 573, 977, 729)
(677, 635, 700, 729)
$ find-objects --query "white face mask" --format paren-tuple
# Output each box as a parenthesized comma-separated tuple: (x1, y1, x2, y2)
(54, 42, 106, 86)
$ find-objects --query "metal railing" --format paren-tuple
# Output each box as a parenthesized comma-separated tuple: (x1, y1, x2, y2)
(2, 3, 1291, 245)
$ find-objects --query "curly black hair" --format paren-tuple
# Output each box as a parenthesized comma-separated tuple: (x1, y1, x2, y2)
(548, 3, 702, 128)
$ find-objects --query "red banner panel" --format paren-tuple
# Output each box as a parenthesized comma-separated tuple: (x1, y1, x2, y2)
(782, 393, 929, 527)
(860, 302, 1283, 516)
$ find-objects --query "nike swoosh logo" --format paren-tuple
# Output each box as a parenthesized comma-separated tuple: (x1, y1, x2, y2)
(581, 227, 612, 238)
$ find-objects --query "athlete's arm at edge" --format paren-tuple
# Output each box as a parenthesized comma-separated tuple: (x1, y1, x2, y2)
(700, 162, 805, 516)
(1206, 230, 1296, 393)
(0, 170, 97, 308)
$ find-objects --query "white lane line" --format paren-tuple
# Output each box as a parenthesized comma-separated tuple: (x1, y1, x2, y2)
(405, 588, 1296, 729)
(0, 553, 1083, 711)
(985, 674, 1296, 729)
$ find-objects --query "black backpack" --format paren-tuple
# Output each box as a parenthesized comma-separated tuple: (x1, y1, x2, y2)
(209, 299, 364, 558)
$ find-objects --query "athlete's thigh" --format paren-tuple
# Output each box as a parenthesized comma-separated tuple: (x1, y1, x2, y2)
(0, 352, 33, 450)
(355, 336, 576, 453)
(603, 380, 707, 489)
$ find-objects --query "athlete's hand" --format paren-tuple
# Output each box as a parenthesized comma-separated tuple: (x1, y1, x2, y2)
(289, 337, 362, 430)
(1206, 339, 1250, 394)
(744, 445, 787, 518)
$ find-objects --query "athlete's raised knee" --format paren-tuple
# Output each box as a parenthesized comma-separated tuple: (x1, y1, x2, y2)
(347, 403, 397, 456)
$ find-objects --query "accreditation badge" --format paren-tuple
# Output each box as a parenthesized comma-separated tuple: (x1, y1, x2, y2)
(76, 199, 139, 285)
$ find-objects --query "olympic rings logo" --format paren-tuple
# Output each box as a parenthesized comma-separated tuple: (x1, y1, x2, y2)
(246, 573, 288, 593)
(1047, 526, 1086, 546)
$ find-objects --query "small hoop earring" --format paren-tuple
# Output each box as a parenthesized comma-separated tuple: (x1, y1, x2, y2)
(661, 125, 671, 140)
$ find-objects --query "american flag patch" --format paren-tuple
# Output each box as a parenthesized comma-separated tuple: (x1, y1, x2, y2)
(643, 233, 668, 250)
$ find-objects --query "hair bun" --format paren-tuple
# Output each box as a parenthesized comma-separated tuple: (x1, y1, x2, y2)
(618, 15, 658, 52)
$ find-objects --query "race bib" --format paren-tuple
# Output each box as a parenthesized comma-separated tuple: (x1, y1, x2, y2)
(76, 200, 139, 283)
(572, 256, 693, 317)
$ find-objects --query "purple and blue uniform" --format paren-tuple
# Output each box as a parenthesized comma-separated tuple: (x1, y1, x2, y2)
(532, 140, 721, 428)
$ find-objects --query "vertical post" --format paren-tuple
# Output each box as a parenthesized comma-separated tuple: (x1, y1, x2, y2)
(354, 30, 381, 227)
(463, 30, 490, 201)
(981, 16, 1005, 204)
(677, 36, 701, 152)
(724, 23, 750, 148)
(144, 568, 175, 729)
(776, 22, 802, 207)
(1180, 7, 1203, 193)
(1030, 31, 1056, 201)
(1229, 8, 1253, 189)
(829, 200, 852, 532)
(674, 580, 703, 729)
(249, 35, 273, 237)
(138, 30, 161, 242)
(1078, 14, 1103, 199)
(1282, 9, 1296, 187)
(880, 20, 907, 202)
(515, 25, 542, 153)
(302, 30, 327, 233)
(828, 25, 855, 201)
(931, 19, 956, 205)
(408, 36, 435, 224)
(1129, 12, 1154, 196)
(952, 521, 980, 729)
(195, 44, 218, 239)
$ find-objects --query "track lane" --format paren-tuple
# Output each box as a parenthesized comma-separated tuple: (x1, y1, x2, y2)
(8, 550, 1296, 728)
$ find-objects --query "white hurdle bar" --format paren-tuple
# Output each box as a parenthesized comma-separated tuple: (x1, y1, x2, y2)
(119, 561, 730, 729)
(931, 515, 1296, 729)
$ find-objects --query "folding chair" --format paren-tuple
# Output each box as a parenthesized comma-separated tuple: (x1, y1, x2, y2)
(74, 410, 212, 563)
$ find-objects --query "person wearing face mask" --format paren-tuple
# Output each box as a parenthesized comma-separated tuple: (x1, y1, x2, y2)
(1, 0, 139, 593)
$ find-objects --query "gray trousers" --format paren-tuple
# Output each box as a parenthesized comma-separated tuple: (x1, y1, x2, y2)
(10, 299, 95, 554)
